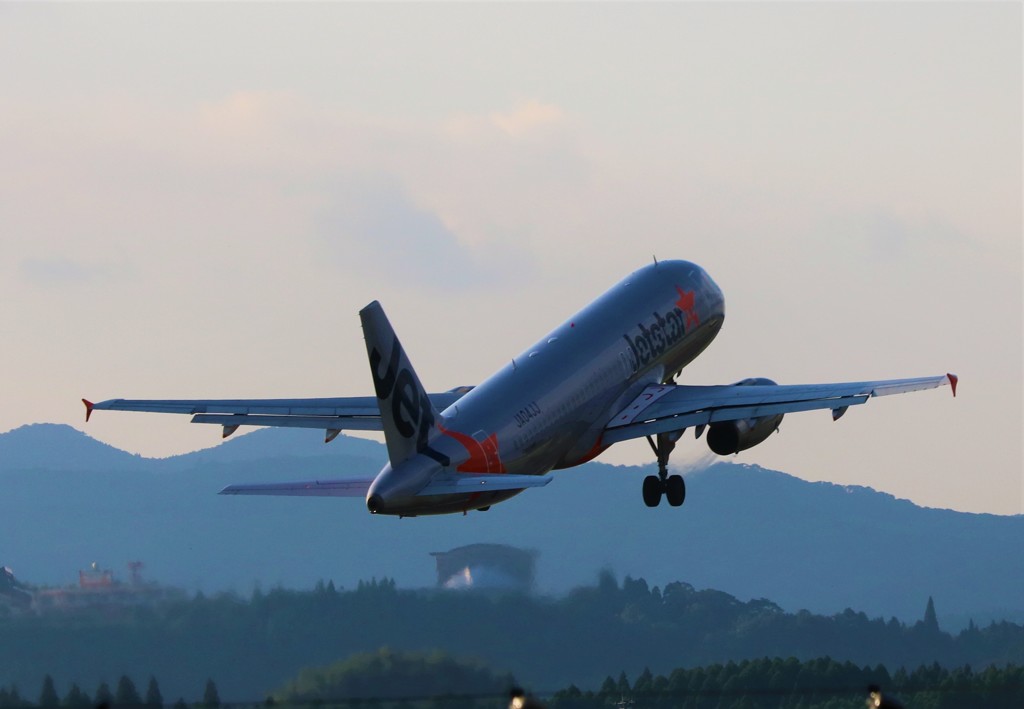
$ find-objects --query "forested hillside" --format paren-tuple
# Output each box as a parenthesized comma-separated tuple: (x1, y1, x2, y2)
(1, 576, 1021, 703)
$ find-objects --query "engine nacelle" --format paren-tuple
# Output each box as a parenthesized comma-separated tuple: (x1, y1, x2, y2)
(706, 378, 783, 456)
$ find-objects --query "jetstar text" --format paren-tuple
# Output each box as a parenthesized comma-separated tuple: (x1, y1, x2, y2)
(623, 307, 689, 370)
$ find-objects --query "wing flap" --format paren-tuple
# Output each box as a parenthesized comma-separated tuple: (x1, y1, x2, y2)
(191, 414, 384, 431)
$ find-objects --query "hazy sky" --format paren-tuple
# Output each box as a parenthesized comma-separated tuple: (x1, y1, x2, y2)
(1, 3, 1020, 514)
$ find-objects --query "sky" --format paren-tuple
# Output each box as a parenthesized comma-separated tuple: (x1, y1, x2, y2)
(1, 2, 1020, 515)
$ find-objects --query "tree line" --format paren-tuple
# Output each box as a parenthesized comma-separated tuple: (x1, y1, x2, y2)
(0, 677, 219, 709)
(6, 654, 1022, 709)
(1, 574, 1022, 701)
(549, 657, 1024, 709)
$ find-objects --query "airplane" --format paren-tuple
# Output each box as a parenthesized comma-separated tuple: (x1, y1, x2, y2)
(83, 259, 957, 517)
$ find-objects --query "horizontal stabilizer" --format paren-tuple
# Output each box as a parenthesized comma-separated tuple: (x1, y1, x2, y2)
(219, 478, 374, 497)
(416, 474, 551, 496)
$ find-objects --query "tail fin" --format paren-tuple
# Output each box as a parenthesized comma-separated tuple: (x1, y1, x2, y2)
(360, 301, 447, 467)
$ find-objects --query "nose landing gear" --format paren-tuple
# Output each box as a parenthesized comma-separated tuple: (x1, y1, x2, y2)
(642, 431, 686, 507)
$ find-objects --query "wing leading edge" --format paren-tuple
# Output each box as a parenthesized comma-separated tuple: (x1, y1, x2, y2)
(603, 373, 957, 445)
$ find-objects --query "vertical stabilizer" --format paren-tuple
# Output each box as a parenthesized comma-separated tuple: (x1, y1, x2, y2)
(359, 301, 445, 467)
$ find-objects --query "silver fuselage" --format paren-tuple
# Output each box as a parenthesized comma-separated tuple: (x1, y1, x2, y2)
(368, 260, 725, 515)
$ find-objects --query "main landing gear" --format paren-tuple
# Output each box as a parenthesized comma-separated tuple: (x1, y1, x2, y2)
(643, 430, 686, 507)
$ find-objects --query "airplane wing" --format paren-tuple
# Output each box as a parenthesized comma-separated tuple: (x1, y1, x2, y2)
(83, 387, 473, 440)
(602, 373, 957, 444)
(220, 478, 375, 497)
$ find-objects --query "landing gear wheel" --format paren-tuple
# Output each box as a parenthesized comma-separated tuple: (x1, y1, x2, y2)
(642, 475, 663, 507)
(645, 430, 686, 510)
(666, 475, 686, 507)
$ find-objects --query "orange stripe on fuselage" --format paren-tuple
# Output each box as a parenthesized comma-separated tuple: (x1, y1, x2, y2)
(438, 425, 507, 474)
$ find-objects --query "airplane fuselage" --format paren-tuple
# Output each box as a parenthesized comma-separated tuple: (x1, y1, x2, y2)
(367, 260, 726, 515)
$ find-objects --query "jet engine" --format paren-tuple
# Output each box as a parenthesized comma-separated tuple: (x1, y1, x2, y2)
(706, 378, 784, 455)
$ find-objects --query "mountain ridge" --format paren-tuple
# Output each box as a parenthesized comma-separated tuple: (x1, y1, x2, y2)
(0, 423, 1020, 627)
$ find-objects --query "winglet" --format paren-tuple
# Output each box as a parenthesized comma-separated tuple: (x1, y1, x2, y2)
(82, 399, 94, 422)
(947, 373, 958, 397)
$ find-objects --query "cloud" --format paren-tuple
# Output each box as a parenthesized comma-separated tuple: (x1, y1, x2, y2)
(196, 90, 289, 136)
(490, 100, 566, 138)
(443, 99, 567, 141)
(4, 91, 575, 304)
(19, 257, 127, 286)
(802, 210, 983, 267)
(314, 175, 535, 290)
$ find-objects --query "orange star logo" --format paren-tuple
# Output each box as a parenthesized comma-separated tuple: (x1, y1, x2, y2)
(675, 286, 700, 329)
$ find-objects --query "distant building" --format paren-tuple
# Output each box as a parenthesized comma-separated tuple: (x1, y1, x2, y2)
(31, 561, 185, 613)
(430, 544, 537, 591)
(0, 566, 32, 611)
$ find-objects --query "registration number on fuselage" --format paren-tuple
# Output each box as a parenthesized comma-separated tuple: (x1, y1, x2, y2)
(514, 401, 542, 428)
